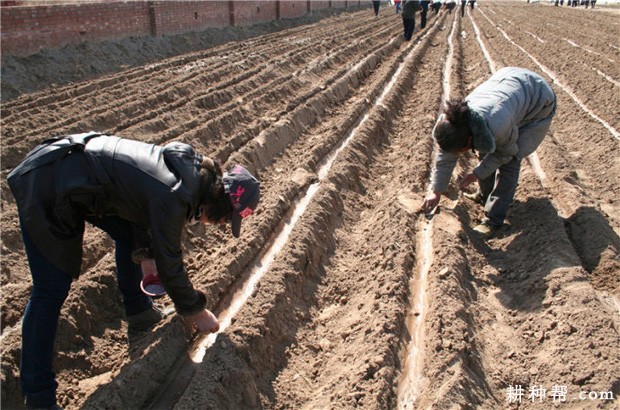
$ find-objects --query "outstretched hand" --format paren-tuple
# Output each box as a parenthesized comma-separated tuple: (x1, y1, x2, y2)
(422, 192, 441, 213)
(458, 172, 478, 190)
(191, 309, 220, 334)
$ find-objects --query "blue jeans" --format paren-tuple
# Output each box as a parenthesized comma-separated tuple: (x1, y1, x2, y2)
(19, 216, 151, 408)
(478, 156, 522, 226)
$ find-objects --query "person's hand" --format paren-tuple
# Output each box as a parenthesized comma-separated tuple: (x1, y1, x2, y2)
(422, 192, 441, 213)
(458, 172, 478, 190)
(191, 309, 220, 334)
(140, 259, 158, 277)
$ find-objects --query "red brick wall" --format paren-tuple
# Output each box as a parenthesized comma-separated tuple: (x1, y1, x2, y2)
(232, 1, 277, 26)
(0, 0, 363, 57)
(1, 2, 150, 56)
(280, 1, 310, 19)
(150, 1, 230, 35)
(310, 1, 332, 11)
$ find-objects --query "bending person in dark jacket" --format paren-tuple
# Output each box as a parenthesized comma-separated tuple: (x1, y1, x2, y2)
(8, 133, 260, 409)
(421, 67, 556, 236)
(401, 0, 420, 41)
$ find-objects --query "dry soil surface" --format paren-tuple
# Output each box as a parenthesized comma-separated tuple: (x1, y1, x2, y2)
(1, 2, 619, 409)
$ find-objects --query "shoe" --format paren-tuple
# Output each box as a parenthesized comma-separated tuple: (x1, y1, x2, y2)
(463, 191, 484, 205)
(127, 306, 164, 333)
(473, 220, 501, 237)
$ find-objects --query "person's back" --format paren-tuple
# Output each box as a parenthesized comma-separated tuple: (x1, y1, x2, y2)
(401, 0, 420, 40)
(466, 67, 556, 137)
(8, 133, 205, 278)
(445, 0, 457, 13)
(401, 0, 420, 18)
(87, 136, 202, 225)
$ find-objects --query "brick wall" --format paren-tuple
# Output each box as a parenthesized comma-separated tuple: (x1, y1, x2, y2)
(1, 2, 150, 56)
(309, 1, 332, 11)
(279, 1, 310, 19)
(0, 0, 362, 57)
(332, 1, 349, 9)
(233, 1, 277, 26)
(150, 1, 230, 36)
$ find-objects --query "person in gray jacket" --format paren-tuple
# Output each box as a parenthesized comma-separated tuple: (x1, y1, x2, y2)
(8, 132, 260, 409)
(422, 67, 556, 235)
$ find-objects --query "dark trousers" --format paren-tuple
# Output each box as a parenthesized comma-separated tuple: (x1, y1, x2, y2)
(19, 216, 151, 408)
(478, 156, 522, 227)
(420, 0, 430, 28)
(373, 0, 380, 15)
(403, 17, 416, 40)
(461, 0, 466, 16)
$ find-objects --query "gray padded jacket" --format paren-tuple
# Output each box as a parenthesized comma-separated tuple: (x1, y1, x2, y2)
(430, 67, 556, 193)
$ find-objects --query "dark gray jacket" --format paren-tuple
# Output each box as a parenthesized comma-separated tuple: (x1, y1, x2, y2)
(402, 0, 421, 18)
(8, 132, 208, 316)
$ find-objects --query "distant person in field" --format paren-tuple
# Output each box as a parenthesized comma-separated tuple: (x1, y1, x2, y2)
(468, 0, 476, 9)
(420, 0, 431, 28)
(590, 0, 596, 7)
(445, 0, 457, 13)
(432, 0, 443, 14)
(401, 0, 421, 40)
(460, 0, 467, 16)
(395, 0, 402, 14)
(422, 67, 557, 236)
(8, 133, 260, 409)
(373, 0, 381, 16)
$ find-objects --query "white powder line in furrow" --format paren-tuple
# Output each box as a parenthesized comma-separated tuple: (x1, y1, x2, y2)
(503, 18, 545, 44)
(396, 221, 435, 409)
(190, 35, 419, 364)
(524, 30, 545, 44)
(468, 9, 496, 74)
(526, 152, 548, 189)
(442, 16, 458, 102)
(397, 14, 458, 409)
(478, 9, 620, 141)
(563, 38, 616, 63)
(594, 67, 620, 88)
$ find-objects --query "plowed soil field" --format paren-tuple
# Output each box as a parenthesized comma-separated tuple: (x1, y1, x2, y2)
(1, 2, 618, 409)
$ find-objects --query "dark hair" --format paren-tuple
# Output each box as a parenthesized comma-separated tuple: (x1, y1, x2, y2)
(200, 158, 233, 223)
(435, 97, 472, 152)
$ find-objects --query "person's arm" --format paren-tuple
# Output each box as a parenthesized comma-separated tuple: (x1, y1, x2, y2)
(148, 194, 206, 316)
(474, 124, 519, 180)
(422, 149, 459, 212)
(148, 195, 218, 333)
(430, 149, 459, 193)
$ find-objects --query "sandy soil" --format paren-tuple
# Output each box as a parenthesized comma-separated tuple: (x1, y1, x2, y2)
(1, 2, 618, 409)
